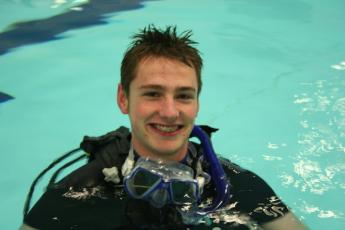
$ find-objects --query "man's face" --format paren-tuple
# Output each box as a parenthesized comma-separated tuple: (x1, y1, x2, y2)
(117, 57, 199, 161)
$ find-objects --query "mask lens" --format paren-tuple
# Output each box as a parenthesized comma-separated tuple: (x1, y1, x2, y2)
(128, 170, 161, 197)
(171, 181, 197, 204)
(150, 188, 168, 208)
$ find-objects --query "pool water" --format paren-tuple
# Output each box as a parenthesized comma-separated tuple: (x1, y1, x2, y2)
(0, 0, 344, 229)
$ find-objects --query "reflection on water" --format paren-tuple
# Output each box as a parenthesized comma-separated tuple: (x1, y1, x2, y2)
(298, 200, 343, 219)
(280, 63, 345, 220)
(292, 79, 345, 194)
(0, 91, 14, 103)
(0, 0, 146, 55)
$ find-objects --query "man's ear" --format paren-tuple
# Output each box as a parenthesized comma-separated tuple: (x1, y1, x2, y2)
(117, 84, 129, 114)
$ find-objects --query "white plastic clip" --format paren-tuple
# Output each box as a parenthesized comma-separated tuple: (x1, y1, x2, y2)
(102, 167, 121, 184)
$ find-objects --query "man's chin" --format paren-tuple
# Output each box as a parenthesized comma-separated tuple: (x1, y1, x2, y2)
(145, 142, 186, 161)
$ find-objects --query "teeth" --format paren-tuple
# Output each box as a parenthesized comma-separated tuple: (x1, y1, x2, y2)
(154, 124, 179, 132)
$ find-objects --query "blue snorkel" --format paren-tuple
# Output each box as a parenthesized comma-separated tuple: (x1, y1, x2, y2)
(122, 125, 231, 225)
(190, 125, 231, 215)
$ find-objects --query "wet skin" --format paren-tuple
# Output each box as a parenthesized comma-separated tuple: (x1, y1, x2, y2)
(117, 56, 199, 161)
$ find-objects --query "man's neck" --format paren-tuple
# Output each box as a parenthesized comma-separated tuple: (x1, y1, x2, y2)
(131, 142, 189, 162)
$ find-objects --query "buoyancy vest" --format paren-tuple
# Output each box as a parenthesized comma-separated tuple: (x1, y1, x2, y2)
(24, 125, 235, 229)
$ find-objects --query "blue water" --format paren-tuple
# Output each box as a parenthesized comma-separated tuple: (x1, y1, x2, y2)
(1, 0, 344, 229)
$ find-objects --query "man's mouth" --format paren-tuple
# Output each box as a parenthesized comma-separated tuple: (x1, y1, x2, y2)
(150, 124, 184, 134)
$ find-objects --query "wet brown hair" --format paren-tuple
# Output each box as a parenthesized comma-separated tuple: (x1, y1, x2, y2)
(120, 25, 203, 96)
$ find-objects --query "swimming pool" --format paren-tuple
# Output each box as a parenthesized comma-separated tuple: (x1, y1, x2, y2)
(0, 0, 344, 229)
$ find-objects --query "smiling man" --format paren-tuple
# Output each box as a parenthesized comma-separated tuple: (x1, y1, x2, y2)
(21, 25, 308, 230)
(118, 57, 199, 161)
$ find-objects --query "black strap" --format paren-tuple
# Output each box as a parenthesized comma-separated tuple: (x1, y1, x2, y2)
(23, 147, 82, 219)
(48, 154, 87, 187)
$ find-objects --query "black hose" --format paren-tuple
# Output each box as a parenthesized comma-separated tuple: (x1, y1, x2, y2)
(23, 148, 82, 219)
(48, 154, 87, 186)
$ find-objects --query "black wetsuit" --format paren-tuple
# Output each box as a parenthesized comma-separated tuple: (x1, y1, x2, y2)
(24, 126, 289, 230)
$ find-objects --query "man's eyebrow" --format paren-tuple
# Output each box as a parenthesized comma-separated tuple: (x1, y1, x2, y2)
(139, 84, 164, 90)
(139, 85, 196, 92)
(177, 87, 196, 93)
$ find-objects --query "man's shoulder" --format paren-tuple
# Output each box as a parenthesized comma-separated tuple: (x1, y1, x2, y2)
(218, 157, 290, 225)
(219, 157, 282, 201)
(219, 157, 248, 174)
(219, 157, 268, 187)
(53, 126, 132, 188)
(81, 126, 131, 162)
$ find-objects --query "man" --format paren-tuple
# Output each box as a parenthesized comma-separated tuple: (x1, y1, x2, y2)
(21, 25, 307, 230)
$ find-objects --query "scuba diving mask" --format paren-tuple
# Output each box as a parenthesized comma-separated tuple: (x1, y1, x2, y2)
(124, 157, 200, 208)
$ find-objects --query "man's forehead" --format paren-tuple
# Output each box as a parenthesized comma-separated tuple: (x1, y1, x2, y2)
(137, 56, 196, 73)
(132, 58, 198, 90)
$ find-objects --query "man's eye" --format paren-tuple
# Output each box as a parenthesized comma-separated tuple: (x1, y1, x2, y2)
(144, 92, 160, 97)
(177, 94, 194, 100)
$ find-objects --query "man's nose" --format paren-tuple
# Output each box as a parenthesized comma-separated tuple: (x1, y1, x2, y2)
(159, 97, 179, 120)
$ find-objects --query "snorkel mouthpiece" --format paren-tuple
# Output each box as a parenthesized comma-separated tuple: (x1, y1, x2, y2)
(190, 125, 231, 215)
